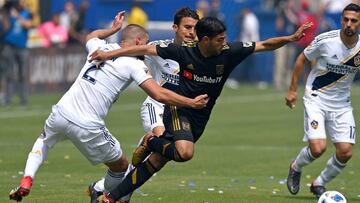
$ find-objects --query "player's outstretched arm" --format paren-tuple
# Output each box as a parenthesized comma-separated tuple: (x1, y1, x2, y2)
(285, 52, 309, 109)
(88, 44, 157, 63)
(254, 22, 313, 52)
(139, 79, 209, 109)
(85, 11, 125, 42)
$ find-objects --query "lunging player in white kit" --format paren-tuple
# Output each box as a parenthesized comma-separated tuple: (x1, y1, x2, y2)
(286, 3, 359, 199)
(9, 11, 208, 202)
(87, 7, 200, 202)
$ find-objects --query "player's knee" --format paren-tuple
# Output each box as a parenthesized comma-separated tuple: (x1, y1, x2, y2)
(173, 140, 194, 162)
(176, 149, 194, 162)
(310, 146, 326, 158)
(337, 150, 352, 163)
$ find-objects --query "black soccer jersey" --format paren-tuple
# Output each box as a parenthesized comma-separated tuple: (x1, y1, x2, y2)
(156, 42, 255, 140)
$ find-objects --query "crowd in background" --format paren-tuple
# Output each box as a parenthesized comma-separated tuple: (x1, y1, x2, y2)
(0, 0, 359, 106)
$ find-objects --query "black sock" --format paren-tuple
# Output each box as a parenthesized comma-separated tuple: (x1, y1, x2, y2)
(109, 159, 158, 200)
(148, 136, 184, 162)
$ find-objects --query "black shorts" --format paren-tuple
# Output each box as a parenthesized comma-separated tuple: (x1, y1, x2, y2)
(162, 105, 206, 143)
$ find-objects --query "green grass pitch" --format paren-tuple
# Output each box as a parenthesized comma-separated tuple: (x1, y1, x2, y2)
(1, 85, 359, 203)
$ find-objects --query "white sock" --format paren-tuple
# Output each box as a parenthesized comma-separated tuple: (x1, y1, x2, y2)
(104, 169, 125, 193)
(293, 146, 316, 172)
(93, 178, 105, 192)
(119, 163, 135, 202)
(314, 154, 346, 186)
(93, 164, 134, 194)
(24, 138, 49, 178)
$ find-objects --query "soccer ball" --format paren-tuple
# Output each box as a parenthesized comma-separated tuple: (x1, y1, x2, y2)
(317, 191, 347, 203)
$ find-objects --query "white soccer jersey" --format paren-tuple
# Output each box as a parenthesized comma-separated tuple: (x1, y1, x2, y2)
(56, 38, 151, 129)
(144, 39, 180, 93)
(303, 30, 359, 111)
(142, 39, 180, 104)
(140, 39, 180, 132)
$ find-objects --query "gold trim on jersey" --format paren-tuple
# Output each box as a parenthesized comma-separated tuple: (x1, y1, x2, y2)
(170, 106, 181, 131)
(341, 45, 360, 64)
(182, 40, 197, 47)
(222, 44, 230, 50)
(315, 70, 330, 77)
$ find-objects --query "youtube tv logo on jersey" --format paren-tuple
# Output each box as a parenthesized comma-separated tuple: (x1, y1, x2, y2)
(183, 70, 193, 80)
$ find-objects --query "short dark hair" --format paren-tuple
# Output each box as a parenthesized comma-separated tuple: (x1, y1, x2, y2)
(121, 24, 148, 41)
(343, 3, 360, 14)
(173, 7, 199, 25)
(195, 17, 226, 41)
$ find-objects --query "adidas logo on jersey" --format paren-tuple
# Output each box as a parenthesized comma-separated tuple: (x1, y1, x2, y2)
(331, 54, 338, 60)
(164, 63, 170, 68)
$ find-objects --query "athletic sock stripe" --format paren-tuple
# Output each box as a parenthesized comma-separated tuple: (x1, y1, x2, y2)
(131, 168, 137, 185)
(306, 147, 316, 161)
(145, 160, 157, 174)
(332, 155, 346, 169)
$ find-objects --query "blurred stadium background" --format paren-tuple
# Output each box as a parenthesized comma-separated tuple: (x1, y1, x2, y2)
(0, 0, 355, 95)
(1, 0, 360, 202)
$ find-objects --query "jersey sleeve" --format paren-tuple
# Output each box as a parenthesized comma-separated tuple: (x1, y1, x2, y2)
(129, 60, 152, 85)
(156, 43, 182, 62)
(86, 38, 107, 55)
(303, 36, 323, 61)
(228, 42, 255, 66)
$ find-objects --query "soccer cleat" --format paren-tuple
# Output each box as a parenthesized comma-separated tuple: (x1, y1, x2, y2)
(87, 182, 103, 203)
(132, 134, 154, 166)
(97, 194, 115, 203)
(310, 182, 326, 199)
(9, 176, 33, 202)
(287, 161, 302, 195)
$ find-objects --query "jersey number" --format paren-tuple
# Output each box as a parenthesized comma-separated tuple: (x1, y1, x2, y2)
(350, 126, 356, 139)
(82, 65, 98, 84)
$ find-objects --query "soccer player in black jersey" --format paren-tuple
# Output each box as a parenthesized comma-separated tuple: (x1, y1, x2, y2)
(89, 17, 312, 202)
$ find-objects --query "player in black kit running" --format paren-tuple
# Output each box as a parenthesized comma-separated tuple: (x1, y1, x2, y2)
(89, 17, 312, 202)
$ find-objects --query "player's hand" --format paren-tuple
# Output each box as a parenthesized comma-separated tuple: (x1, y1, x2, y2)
(97, 194, 115, 203)
(88, 49, 108, 64)
(285, 90, 297, 109)
(290, 22, 313, 41)
(112, 11, 125, 31)
(192, 94, 209, 109)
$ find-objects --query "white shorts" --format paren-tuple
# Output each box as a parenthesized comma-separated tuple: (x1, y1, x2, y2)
(42, 106, 122, 165)
(140, 98, 165, 132)
(303, 100, 356, 144)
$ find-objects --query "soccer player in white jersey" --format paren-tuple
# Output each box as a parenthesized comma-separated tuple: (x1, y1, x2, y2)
(141, 7, 199, 136)
(87, 7, 200, 203)
(286, 3, 359, 199)
(8, 11, 208, 202)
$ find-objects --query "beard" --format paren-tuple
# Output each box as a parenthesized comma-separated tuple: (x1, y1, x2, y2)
(343, 28, 355, 37)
